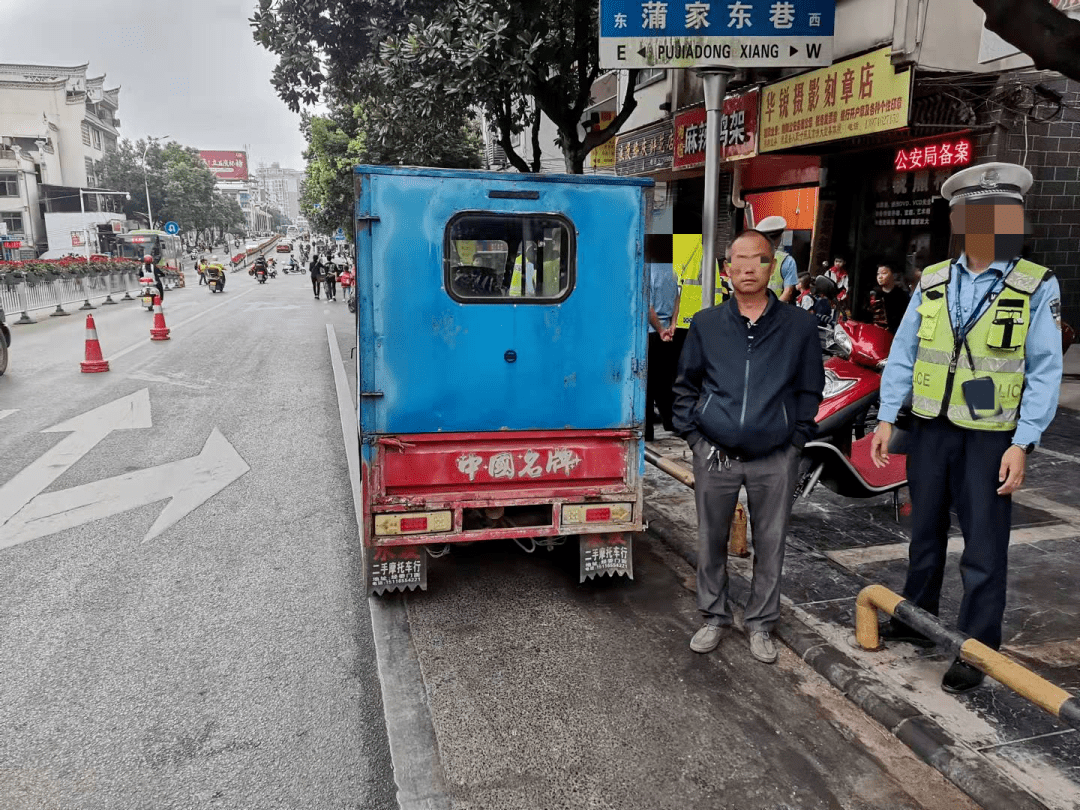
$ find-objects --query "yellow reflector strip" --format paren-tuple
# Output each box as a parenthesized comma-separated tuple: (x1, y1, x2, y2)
(561, 503, 632, 525)
(374, 510, 453, 536)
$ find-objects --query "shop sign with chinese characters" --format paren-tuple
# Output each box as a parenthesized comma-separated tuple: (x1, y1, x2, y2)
(599, 0, 835, 69)
(894, 137, 972, 172)
(759, 46, 911, 153)
(615, 120, 675, 176)
(872, 169, 948, 228)
(674, 89, 759, 168)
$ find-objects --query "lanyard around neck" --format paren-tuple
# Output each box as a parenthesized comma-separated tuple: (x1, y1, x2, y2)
(953, 259, 1014, 338)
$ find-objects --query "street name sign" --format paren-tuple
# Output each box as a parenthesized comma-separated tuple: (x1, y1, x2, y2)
(164, 221, 180, 235)
(599, 0, 835, 69)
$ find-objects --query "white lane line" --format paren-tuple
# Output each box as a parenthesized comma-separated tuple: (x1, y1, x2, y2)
(326, 324, 451, 810)
(0, 410, 17, 421)
(105, 288, 256, 364)
(826, 522, 1080, 569)
(1034, 446, 1080, 465)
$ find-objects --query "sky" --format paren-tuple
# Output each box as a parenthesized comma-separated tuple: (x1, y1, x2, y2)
(0, 0, 317, 171)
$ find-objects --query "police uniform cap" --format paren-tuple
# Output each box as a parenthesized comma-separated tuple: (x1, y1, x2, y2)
(941, 162, 1032, 207)
(756, 215, 788, 234)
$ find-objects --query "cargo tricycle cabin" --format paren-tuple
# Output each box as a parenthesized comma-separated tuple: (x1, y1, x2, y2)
(354, 166, 651, 594)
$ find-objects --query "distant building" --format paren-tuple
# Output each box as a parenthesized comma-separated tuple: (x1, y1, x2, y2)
(255, 162, 304, 224)
(0, 62, 122, 257)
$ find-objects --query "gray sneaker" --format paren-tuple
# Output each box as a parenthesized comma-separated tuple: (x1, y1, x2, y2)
(690, 623, 724, 653)
(749, 631, 778, 663)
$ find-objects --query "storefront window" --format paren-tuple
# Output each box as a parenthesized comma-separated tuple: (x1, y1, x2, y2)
(445, 213, 574, 303)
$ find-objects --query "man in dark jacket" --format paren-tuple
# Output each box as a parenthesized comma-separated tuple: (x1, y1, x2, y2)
(673, 229, 825, 663)
(309, 254, 324, 299)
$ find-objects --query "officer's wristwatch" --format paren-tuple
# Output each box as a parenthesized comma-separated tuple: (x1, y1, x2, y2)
(1012, 442, 1035, 455)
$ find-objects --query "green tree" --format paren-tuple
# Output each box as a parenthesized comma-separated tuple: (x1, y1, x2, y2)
(100, 140, 231, 240)
(298, 102, 482, 238)
(251, 0, 636, 174)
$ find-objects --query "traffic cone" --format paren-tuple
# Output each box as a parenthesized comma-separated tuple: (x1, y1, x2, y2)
(150, 296, 171, 341)
(80, 314, 110, 373)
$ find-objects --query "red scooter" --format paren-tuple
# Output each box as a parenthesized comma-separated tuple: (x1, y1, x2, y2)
(795, 319, 909, 515)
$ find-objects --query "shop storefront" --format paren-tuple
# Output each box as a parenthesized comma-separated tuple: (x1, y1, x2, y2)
(756, 46, 917, 309)
(668, 88, 759, 274)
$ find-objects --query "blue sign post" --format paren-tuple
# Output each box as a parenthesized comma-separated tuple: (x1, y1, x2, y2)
(163, 221, 180, 235)
(334, 227, 346, 242)
(599, 0, 835, 69)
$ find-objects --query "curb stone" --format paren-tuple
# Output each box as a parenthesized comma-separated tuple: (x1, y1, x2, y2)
(643, 508, 1050, 810)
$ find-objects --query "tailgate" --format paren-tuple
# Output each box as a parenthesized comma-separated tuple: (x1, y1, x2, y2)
(371, 430, 639, 505)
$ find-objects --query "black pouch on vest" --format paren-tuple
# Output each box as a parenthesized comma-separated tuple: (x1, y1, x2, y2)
(962, 377, 1001, 420)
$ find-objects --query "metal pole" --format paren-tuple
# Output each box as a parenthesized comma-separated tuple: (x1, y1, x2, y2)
(80, 190, 90, 266)
(143, 140, 156, 229)
(699, 70, 731, 310)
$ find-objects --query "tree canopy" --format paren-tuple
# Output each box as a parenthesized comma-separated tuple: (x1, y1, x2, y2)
(99, 140, 245, 243)
(298, 101, 482, 237)
(251, 0, 638, 174)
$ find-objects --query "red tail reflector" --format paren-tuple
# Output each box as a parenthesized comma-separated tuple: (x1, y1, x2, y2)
(399, 517, 429, 532)
(585, 507, 611, 522)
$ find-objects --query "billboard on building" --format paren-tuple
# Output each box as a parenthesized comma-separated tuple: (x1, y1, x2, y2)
(200, 150, 249, 181)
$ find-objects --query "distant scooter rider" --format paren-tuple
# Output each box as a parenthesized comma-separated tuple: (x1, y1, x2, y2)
(141, 254, 165, 301)
(251, 255, 268, 279)
(205, 257, 227, 291)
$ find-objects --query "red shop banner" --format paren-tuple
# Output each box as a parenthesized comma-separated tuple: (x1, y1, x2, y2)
(674, 89, 759, 169)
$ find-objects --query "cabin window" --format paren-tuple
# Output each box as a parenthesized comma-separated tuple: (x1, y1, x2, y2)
(445, 213, 574, 304)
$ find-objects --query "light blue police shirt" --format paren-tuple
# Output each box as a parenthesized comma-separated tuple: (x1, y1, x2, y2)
(878, 254, 1063, 446)
(780, 253, 799, 289)
(648, 262, 677, 333)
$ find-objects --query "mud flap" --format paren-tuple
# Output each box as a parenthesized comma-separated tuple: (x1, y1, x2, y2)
(579, 532, 634, 582)
(367, 544, 428, 596)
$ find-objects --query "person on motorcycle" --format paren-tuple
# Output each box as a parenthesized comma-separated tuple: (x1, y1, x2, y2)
(252, 255, 268, 279)
(204, 257, 226, 291)
(141, 254, 164, 301)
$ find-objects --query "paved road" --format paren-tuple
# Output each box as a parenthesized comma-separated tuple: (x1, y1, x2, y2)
(0, 256, 394, 810)
(1, 257, 980, 810)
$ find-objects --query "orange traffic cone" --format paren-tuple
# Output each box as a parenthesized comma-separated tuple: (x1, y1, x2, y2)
(150, 295, 171, 341)
(80, 314, 110, 373)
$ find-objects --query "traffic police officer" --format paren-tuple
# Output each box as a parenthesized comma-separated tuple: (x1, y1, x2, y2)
(870, 162, 1064, 693)
(756, 216, 799, 303)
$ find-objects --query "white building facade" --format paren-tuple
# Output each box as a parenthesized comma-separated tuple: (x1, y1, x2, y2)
(0, 63, 121, 258)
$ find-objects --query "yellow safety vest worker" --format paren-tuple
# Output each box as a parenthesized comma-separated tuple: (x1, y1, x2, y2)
(674, 237, 728, 329)
(910, 258, 1048, 431)
(509, 256, 535, 297)
(767, 248, 790, 297)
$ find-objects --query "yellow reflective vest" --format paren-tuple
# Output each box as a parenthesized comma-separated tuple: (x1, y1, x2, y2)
(674, 233, 729, 329)
(768, 249, 791, 297)
(911, 258, 1047, 431)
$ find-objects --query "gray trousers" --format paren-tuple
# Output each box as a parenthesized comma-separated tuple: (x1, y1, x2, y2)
(691, 441, 801, 633)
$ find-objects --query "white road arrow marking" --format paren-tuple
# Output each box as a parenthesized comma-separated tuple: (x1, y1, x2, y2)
(0, 389, 152, 528)
(0, 428, 249, 549)
(0, 409, 18, 421)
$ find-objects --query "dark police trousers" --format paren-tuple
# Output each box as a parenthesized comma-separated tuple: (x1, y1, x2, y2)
(902, 417, 1013, 649)
(692, 441, 800, 633)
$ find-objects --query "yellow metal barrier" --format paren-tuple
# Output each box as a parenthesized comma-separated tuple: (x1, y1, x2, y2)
(855, 584, 1080, 732)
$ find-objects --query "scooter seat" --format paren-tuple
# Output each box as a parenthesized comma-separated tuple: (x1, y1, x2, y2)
(802, 436, 907, 498)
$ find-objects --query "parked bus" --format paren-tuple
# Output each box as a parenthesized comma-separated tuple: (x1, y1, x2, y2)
(114, 230, 184, 275)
